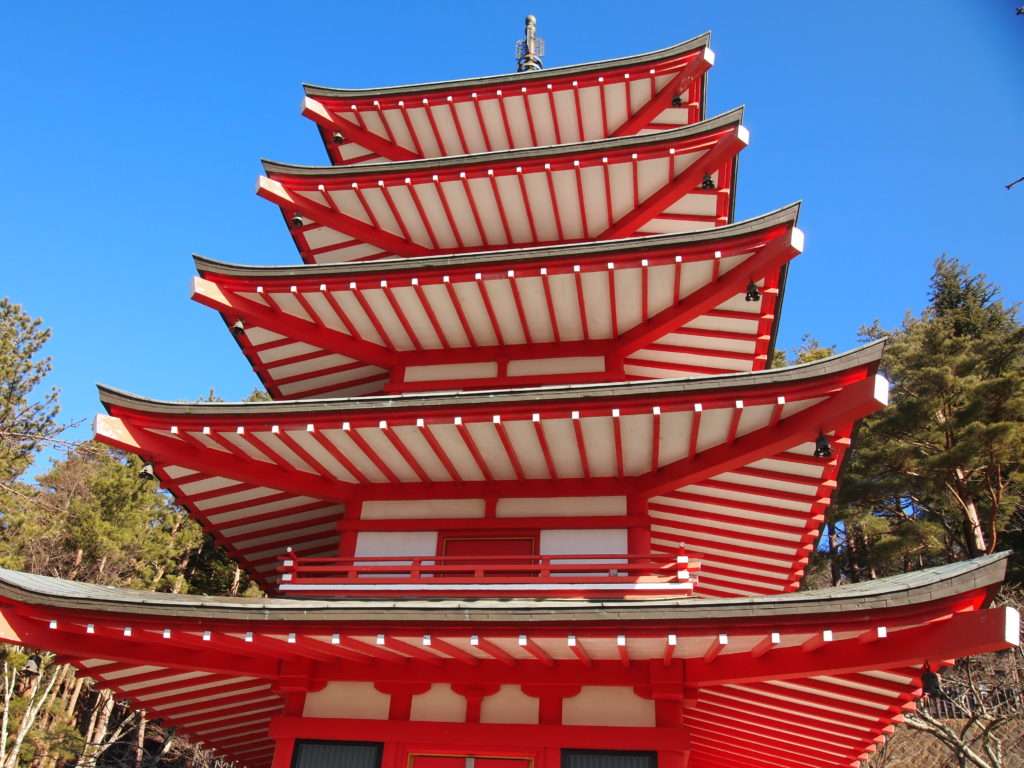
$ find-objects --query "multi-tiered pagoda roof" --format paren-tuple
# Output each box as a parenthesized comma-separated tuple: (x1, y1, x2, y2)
(0, 22, 1016, 768)
(302, 33, 714, 164)
(260, 110, 745, 263)
(193, 204, 800, 397)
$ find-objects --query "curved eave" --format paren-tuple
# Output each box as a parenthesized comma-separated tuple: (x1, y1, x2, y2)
(263, 108, 744, 178)
(0, 553, 1008, 623)
(195, 203, 800, 280)
(303, 33, 711, 100)
(98, 339, 885, 418)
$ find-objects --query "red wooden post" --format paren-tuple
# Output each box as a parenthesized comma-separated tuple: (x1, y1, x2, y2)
(270, 737, 295, 768)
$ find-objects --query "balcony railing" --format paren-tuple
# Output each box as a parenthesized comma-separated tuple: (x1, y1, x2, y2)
(276, 550, 698, 598)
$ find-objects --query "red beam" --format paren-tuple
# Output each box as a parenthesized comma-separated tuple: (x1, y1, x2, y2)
(690, 606, 1018, 687)
(600, 128, 745, 239)
(192, 278, 395, 368)
(258, 178, 429, 258)
(302, 98, 420, 161)
(95, 416, 350, 504)
(642, 375, 886, 498)
(616, 229, 800, 356)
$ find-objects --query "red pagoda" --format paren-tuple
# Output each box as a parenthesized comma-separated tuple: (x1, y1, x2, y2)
(0, 18, 1017, 768)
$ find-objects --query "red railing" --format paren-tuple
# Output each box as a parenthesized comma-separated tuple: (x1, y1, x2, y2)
(275, 550, 698, 598)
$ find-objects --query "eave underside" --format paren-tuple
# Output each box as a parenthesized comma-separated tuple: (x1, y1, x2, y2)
(303, 38, 714, 164)
(93, 345, 885, 594)
(192, 207, 801, 399)
(0, 555, 1014, 768)
(260, 114, 746, 263)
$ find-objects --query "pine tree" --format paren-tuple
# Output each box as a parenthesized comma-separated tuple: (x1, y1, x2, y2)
(0, 299, 59, 484)
(834, 257, 1023, 580)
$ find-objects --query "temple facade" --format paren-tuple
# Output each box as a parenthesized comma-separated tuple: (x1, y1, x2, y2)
(0, 21, 1018, 768)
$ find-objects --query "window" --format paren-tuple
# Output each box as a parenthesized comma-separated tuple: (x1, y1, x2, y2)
(292, 741, 382, 768)
(561, 750, 657, 768)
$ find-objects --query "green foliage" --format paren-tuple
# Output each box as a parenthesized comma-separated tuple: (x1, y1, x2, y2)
(0, 301, 262, 767)
(1, 445, 198, 588)
(773, 334, 837, 367)
(831, 257, 1024, 582)
(0, 299, 59, 483)
(0, 442, 262, 597)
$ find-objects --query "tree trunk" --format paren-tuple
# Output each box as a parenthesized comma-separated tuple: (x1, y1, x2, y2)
(80, 689, 114, 768)
(28, 663, 71, 768)
(81, 689, 103, 758)
(827, 521, 841, 586)
(229, 566, 241, 597)
(3, 662, 59, 768)
(134, 711, 147, 768)
(65, 675, 85, 719)
(846, 524, 861, 583)
(951, 468, 987, 555)
(1, 661, 15, 768)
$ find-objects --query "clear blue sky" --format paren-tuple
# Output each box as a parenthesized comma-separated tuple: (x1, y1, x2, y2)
(2, 1, 1021, 475)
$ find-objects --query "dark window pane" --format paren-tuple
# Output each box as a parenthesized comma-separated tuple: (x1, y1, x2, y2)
(562, 750, 657, 768)
(292, 741, 383, 768)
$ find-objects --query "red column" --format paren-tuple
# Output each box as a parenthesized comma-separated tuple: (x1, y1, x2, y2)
(539, 747, 561, 768)
(376, 681, 431, 721)
(337, 497, 363, 557)
(271, 738, 295, 768)
(627, 495, 651, 556)
(657, 751, 689, 768)
(520, 684, 581, 726)
(381, 742, 404, 768)
(451, 683, 501, 724)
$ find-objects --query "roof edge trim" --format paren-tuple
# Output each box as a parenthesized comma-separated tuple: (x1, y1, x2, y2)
(302, 33, 712, 99)
(193, 202, 801, 278)
(96, 339, 886, 416)
(0, 552, 1007, 622)
(262, 107, 744, 177)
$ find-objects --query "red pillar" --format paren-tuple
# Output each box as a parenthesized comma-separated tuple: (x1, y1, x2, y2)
(540, 747, 561, 768)
(381, 742, 404, 768)
(337, 497, 363, 557)
(627, 495, 651, 555)
(271, 738, 295, 768)
(657, 751, 689, 768)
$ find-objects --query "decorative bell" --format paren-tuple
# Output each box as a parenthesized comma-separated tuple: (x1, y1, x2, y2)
(22, 654, 41, 677)
(922, 664, 942, 697)
(701, 173, 715, 190)
(813, 433, 832, 459)
(745, 281, 761, 302)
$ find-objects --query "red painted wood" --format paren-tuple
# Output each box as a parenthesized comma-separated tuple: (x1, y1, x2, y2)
(303, 100, 420, 161)
(270, 717, 689, 751)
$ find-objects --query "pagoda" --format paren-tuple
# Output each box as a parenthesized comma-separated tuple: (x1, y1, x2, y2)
(0, 18, 1018, 768)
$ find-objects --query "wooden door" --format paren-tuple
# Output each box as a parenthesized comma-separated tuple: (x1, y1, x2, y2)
(440, 535, 538, 578)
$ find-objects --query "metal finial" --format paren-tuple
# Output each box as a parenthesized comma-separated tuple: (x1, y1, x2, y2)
(515, 15, 544, 72)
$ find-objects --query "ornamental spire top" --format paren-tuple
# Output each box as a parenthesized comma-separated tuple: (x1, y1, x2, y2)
(515, 14, 544, 71)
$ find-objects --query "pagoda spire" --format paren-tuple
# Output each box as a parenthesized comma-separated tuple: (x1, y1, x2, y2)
(515, 14, 544, 71)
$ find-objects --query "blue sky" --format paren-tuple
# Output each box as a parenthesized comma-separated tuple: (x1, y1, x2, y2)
(2, 1, 1021, 475)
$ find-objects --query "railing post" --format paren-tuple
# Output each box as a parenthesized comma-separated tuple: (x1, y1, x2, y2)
(676, 555, 690, 583)
(281, 547, 296, 585)
(675, 542, 691, 583)
(410, 557, 421, 581)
